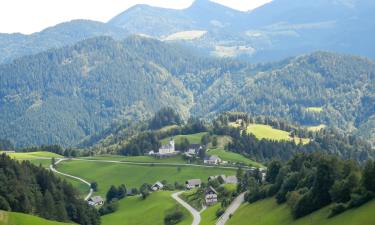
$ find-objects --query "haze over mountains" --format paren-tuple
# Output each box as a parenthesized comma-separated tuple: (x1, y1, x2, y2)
(0, 0, 374, 63)
(0, 0, 374, 147)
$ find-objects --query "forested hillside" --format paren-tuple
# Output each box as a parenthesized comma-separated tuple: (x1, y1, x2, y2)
(0, 154, 100, 225)
(0, 36, 374, 147)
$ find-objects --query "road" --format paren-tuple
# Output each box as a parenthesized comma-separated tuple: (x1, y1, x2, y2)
(216, 192, 245, 225)
(172, 192, 201, 225)
(70, 158, 247, 170)
(50, 158, 93, 201)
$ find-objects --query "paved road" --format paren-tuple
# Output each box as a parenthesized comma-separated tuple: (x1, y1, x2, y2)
(216, 192, 245, 225)
(172, 192, 201, 225)
(71, 158, 246, 170)
(50, 158, 93, 201)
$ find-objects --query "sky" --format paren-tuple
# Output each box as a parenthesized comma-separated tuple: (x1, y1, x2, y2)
(0, 0, 272, 34)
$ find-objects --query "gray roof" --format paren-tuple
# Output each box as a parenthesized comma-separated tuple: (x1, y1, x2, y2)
(205, 155, 221, 161)
(205, 186, 218, 195)
(89, 196, 103, 203)
(153, 181, 164, 188)
(225, 175, 238, 184)
(186, 179, 202, 186)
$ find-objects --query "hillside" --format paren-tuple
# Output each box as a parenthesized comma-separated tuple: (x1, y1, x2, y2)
(0, 211, 74, 225)
(227, 198, 375, 225)
(0, 36, 374, 147)
(108, 0, 375, 61)
(0, 20, 128, 64)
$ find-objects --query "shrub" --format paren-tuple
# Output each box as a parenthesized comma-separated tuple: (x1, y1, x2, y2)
(99, 199, 119, 216)
(164, 206, 184, 225)
(328, 203, 347, 218)
(216, 208, 225, 218)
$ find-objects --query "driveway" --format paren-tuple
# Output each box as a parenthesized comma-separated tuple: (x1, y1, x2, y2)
(172, 191, 201, 225)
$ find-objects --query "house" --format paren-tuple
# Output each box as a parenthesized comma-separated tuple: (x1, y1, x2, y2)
(204, 155, 222, 165)
(88, 196, 104, 206)
(187, 144, 202, 155)
(225, 175, 238, 184)
(158, 139, 175, 155)
(205, 186, 218, 205)
(151, 181, 164, 191)
(186, 179, 202, 189)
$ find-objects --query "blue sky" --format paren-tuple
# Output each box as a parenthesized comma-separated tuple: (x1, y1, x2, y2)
(0, 0, 272, 34)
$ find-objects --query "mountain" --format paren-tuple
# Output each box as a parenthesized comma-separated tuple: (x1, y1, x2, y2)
(108, 0, 375, 61)
(0, 36, 374, 147)
(0, 20, 128, 63)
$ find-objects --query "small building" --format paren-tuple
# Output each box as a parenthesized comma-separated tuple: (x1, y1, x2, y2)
(151, 181, 164, 191)
(204, 155, 222, 165)
(186, 179, 202, 189)
(205, 186, 218, 205)
(187, 144, 202, 155)
(225, 175, 238, 184)
(159, 139, 175, 155)
(88, 196, 104, 206)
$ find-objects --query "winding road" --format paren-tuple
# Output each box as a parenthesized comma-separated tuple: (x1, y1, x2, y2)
(216, 192, 245, 225)
(50, 158, 93, 201)
(172, 192, 201, 225)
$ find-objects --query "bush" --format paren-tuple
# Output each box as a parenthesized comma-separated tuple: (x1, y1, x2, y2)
(216, 208, 225, 218)
(164, 206, 184, 225)
(328, 203, 347, 218)
(348, 192, 373, 208)
(99, 199, 119, 216)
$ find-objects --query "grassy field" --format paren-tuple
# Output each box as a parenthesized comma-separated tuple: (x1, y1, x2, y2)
(227, 198, 375, 225)
(81, 155, 186, 164)
(0, 211, 74, 225)
(58, 160, 236, 196)
(246, 124, 310, 144)
(306, 124, 326, 132)
(160, 132, 208, 145)
(207, 149, 263, 168)
(2, 151, 62, 159)
(102, 191, 192, 225)
(200, 203, 221, 225)
(305, 107, 323, 113)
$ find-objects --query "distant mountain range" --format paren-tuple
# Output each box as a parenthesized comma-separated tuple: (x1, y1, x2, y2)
(0, 36, 374, 147)
(0, 0, 374, 63)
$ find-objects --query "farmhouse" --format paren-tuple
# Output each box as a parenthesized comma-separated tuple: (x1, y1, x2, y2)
(187, 144, 202, 155)
(88, 196, 104, 206)
(186, 179, 202, 189)
(204, 155, 222, 165)
(151, 181, 164, 191)
(158, 139, 175, 155)
(205, 186, 218, 205)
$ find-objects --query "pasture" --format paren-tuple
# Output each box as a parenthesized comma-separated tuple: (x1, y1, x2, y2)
(227, 198, 375, 225)
(0, 211, 74, 225)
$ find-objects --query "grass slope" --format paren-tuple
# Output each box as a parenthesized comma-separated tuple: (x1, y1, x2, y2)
(102, 191, 192, 225)
(161, 132, 208, 145)
(305, 107, 323, 113)
(227, 198, 375, 225)
(2, 151, 62, 159)
(246, 124, 310, 144)
(0, 211, 74, 225)
(306, 124, 326, 132)
(58, 160, 236, 196)
(207, 149, 263, 168)
(200, 204, 221, 225)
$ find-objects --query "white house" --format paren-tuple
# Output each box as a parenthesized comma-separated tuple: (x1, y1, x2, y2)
(88, 196, 104, 206)
(159, 139, 175, 155)
(151, 181, 164, 191)
(205, 186, 218, 205)
(204, 155, 222, 165)
(187, 144, 202, 155)
(186, 179, 202, 189)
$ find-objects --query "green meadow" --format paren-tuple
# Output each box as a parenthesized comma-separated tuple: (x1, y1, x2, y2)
(306, 124, 326, 132)
(2, 151, 62, 159)
(81, 155, 186, 164)
(58, 160, 236, 196)
(160, 132, 208, 145)
(207, 149, 263, 168)
(101, 191, 191, 225)
(227, 198, 375, 225)
(305, 107, 323, 113)
(0, 211, 74, 225)
(246, 124, 310, 144)
(200, 203, 221, 225)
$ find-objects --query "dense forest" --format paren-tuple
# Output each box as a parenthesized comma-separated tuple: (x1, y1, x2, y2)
(0, 36, 374, 148)
(238, 153, 375, 219)
(0, 154, 100, 225)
